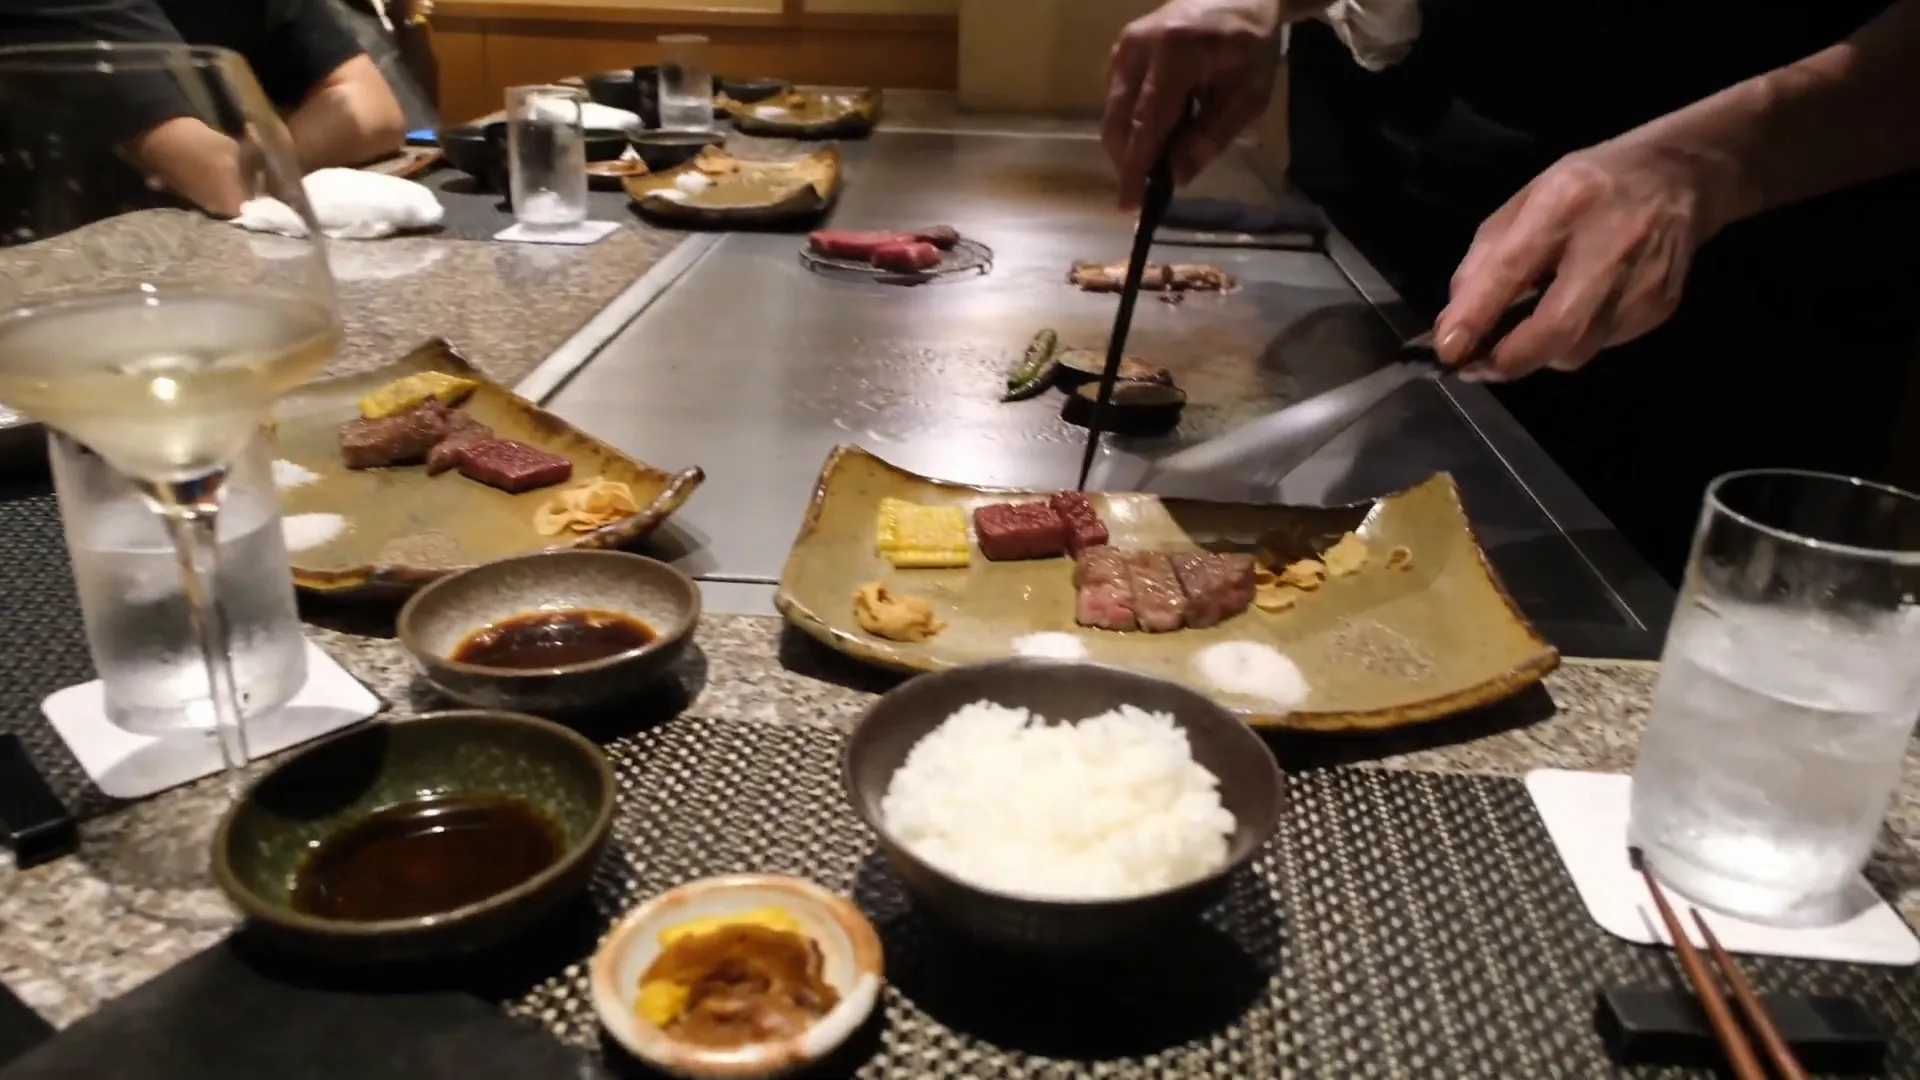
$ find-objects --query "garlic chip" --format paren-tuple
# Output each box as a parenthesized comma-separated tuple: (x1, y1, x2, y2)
(533, 477, 639, 537)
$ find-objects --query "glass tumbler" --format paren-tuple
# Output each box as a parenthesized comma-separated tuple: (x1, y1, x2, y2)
(1629, 469, 1920, 926)
(506, 83, 589, 228)
(52, 428, 307, 736)
(657, 34, 714, 132)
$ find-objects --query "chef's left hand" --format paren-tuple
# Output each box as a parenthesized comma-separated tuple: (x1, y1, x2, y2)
(1433, 134, 1728, 380)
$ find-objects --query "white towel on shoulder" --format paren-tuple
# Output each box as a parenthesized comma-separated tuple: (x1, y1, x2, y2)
(231, 168, 445, 240)
(1320, 0, 1422, 72)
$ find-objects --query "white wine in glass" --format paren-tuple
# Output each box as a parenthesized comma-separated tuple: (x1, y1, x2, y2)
(0, 43, 339, 926)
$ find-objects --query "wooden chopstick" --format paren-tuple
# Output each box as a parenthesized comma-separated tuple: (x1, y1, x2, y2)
(1631, 850, 1768, 1080)
(1691, 908, 1809, 1080)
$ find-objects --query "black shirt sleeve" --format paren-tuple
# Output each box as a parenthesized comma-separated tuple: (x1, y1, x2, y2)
(0, 0, 193, 143)
(252, 0, 368, 108)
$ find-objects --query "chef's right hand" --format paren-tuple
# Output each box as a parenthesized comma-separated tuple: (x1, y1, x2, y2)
(1103, 0, 1286, 211)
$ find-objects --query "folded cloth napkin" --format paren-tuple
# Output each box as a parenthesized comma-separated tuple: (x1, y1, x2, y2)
(531, 98, 642, 132)
(232, 167, 445, 239)
(1321, 0, 1422, 72)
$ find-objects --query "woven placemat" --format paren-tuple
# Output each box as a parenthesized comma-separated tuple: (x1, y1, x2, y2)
(505, 717, 1920, 1079)
(0, 487, 111, 819)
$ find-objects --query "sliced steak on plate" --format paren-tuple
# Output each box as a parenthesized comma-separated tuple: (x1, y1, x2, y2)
(1126, 551, 1189, 632)
(1073, 545, 1136, 631)
(426, 412, 495, 475)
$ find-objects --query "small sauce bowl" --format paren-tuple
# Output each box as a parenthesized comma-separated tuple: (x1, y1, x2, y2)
(589, 874, 883, 1079)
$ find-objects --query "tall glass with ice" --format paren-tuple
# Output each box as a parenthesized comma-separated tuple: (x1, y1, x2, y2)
(1630, 469, 1920, 926)
(656, 34, 713, 132)
(506, 83, 589, 228)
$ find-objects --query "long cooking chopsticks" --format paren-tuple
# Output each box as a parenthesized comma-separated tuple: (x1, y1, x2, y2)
(1631, 848, 1806, 1079)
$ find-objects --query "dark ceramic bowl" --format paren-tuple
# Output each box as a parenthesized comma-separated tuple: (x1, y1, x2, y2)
(718, 75, 790, 104)
(582, 68, 639, 114)
(582, 127, 633, 163)
(844, 659, 1284, 951)
(213, 710, 615, 963)
(438, 121, 507, 190)
(397, 550, 699, 715)
(629, 129, 726, 172)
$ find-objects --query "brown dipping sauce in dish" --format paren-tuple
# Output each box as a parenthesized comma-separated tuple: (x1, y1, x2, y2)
(453, 608, 655, 669)
(291, 795, 564, 922)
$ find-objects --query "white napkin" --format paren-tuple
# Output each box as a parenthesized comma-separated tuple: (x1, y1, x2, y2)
(232, 167, 445, 240)
(1321, 0, 1422, 72)
(531, 98, 643, 132)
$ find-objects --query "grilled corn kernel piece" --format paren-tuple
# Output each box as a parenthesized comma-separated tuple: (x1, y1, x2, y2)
(356, 371, 480, 419)
(874, 499, 969, 566)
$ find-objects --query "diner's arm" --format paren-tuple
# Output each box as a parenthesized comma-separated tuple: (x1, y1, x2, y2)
(284, 54, 408, 171)
(1435, 0, 1920, 377)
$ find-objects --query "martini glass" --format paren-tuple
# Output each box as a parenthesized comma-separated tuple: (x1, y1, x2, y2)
(0, 44, 338, 926)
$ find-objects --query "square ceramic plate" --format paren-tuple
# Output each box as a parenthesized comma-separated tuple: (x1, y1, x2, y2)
(775, 445, 1558, 731)
(722, 88, 882, 139)
(275, 339, 703, 598)
(622, 146, 841, 228)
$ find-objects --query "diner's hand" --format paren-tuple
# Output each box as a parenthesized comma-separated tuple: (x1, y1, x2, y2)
(1433, 135, 1727, 380)
(1102, 0, 1288, 211)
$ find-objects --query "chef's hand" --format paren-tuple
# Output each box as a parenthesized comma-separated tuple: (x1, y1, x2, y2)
(1434, 135, 1726, 380)
(1103, 0, 1286, 211)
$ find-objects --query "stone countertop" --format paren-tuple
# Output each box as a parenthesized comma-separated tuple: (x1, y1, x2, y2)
(5, 614, 1914, 1032)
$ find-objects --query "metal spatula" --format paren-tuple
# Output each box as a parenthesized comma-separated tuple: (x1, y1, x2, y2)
(1099, 290, 1541, 498)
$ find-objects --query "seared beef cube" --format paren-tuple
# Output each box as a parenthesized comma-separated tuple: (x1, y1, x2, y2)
(455, 439, 573, 493)
(338, 401, 451, 469)
(809, 229, 911, 261)
(973, 502, 1068, 561)
(871, 240, 941, 273)
(425, 412, 494, 475)
(1126, 552, 1189, 632)
(1170, 551, 1260, 628)
(912, 224, 961, 250)
(1048, 491, 1110, 554)
(1073, 546, 1135, 631)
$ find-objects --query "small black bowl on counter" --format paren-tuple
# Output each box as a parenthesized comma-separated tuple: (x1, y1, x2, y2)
(628, 129, 726, 171)
(843, 659, 1284, 951)
(630, 64, 662, 128)
(213, 710, 616, 964)
(437, 121, 508, 191)
(436, 123, 629, 193)
(717, 75, 790, 104)
(582, 68, 639, 114)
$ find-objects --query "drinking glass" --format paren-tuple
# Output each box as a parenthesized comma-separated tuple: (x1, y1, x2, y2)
(1629, 469, 1920, 926)
(0, 44, 338, 925)
(657, 34, 714, 132)
(506, 84, 589, 228)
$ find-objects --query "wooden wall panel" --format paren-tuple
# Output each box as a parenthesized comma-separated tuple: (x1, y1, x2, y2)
(432, 4, 957, 123)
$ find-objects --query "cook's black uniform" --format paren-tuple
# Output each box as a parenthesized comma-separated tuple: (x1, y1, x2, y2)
(1288, 1, 1920, 581)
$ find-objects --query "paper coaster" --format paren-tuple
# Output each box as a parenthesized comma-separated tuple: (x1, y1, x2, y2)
(1527, 768, 1920, 966)
(42, 640, 382, 799)
(492, 220, 620, 245)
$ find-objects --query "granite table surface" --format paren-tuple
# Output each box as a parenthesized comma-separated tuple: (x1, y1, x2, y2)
(2, 621, 1917, 1031)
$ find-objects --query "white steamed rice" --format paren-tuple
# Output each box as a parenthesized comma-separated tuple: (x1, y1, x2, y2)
(879, 701, 1235, 900)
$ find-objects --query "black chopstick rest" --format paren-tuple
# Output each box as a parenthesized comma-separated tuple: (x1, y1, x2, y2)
(0, 735, 76, 869)
(1597, 986, 1889, 1074)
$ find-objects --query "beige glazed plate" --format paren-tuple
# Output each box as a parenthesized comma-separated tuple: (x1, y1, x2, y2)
(274, 340, 704, 598)
(775, 445, 1558, 732)
(721, 87, 883, 139)
(622, 145, 841, 227)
